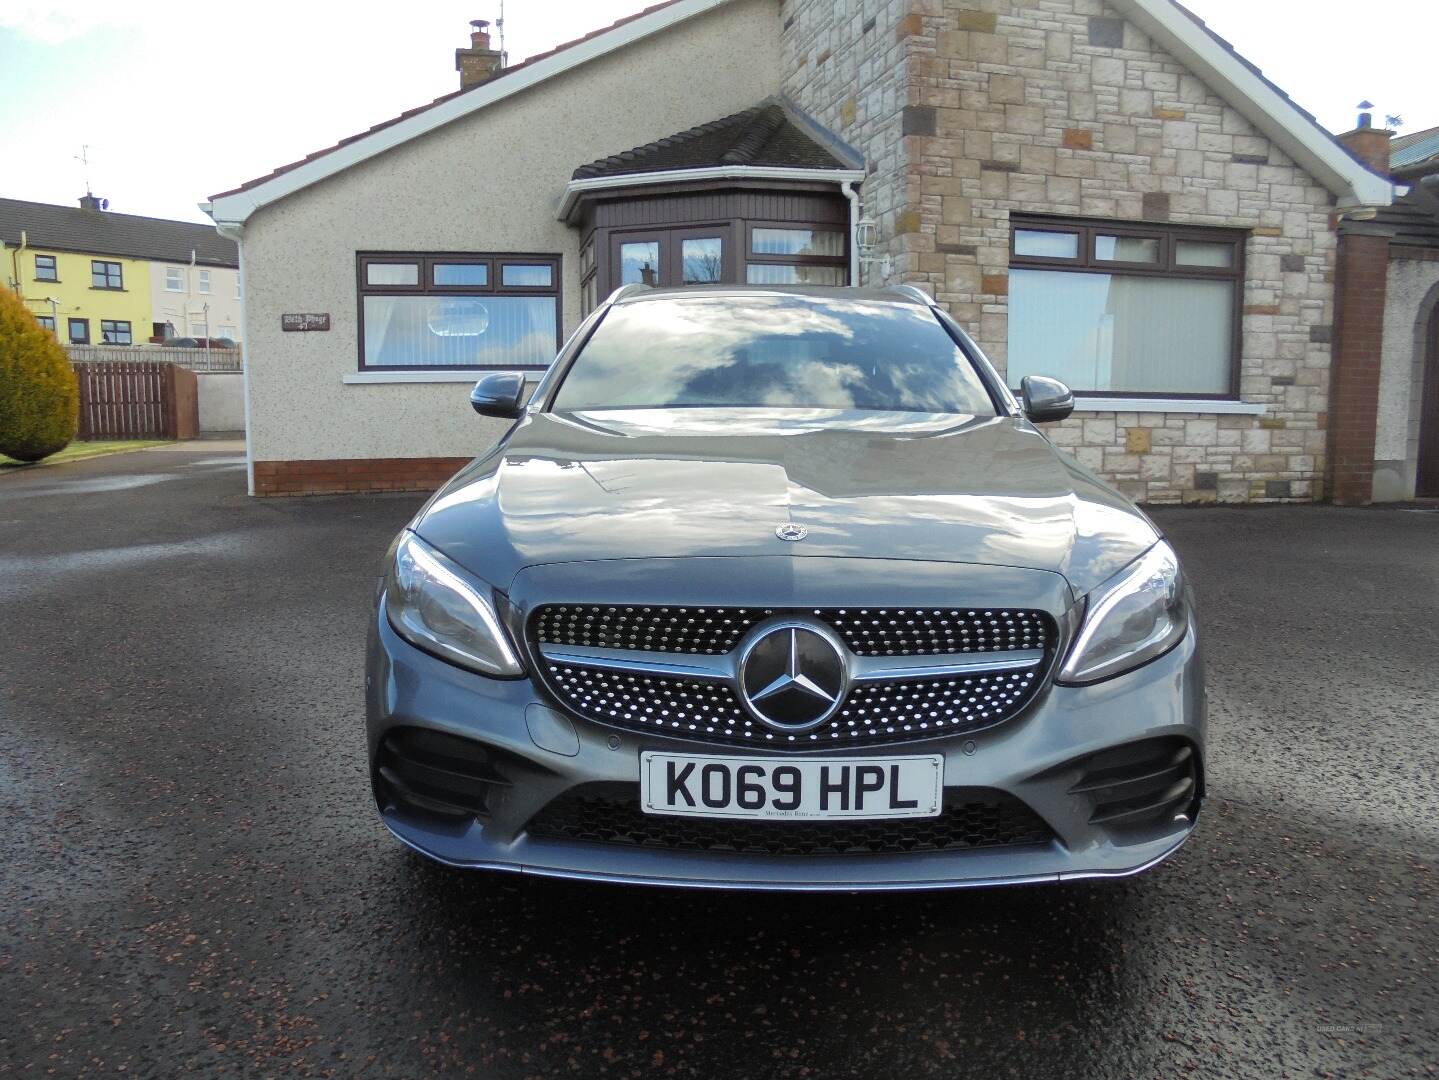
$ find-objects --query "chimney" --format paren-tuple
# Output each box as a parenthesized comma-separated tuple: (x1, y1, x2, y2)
(456, 19, 503, 89)
(78, 192, 106, 211)
(1337, 101, 1393, 177)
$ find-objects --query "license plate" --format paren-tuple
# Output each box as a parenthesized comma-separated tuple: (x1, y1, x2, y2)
(640, 752, 944, 820)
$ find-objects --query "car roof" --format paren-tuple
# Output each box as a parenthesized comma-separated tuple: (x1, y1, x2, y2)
(612, 284, 933, 307)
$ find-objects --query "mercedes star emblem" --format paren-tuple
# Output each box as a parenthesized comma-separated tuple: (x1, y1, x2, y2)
(775, 523, 808, 542)
(737, 620, 848, 731)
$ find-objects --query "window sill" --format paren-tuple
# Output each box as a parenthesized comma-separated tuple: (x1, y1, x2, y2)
(1071, 396, 1267, 415)
(342, 369, 536, 385)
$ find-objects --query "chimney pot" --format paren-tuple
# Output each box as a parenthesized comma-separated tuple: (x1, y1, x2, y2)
(456, 17, 503, 89)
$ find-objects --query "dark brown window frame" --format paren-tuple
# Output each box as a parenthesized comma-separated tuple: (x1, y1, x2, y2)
(1008, 214, 1246, 400)
(577, 180, 852, 301)
(745, 220, 849, 284)
(35, 314, 56, 332)
(579, 235, 599, 316)
(34, 254, 58, 282)
(608, 224, 739, 291)
(68, 317, 90, 344)
(90, 259, 124, 291)
(674, 228, 730, 286)
(355, 251, 562, 371)
(100, 319, 133, 345)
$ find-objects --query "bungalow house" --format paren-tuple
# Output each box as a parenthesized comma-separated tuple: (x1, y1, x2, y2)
(205, 0, 1403, 503)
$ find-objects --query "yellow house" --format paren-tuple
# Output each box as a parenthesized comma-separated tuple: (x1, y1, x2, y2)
(1, 194, 237, 345)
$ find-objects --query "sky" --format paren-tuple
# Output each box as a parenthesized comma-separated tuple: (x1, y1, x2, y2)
(0, 0, 1433, 225)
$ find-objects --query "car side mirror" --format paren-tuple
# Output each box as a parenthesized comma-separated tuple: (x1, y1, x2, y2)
(1020, 375, 1075, 423)
(470, 372, 527, 419)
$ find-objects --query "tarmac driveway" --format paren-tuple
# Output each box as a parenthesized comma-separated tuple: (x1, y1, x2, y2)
(1, 447, 1436, 1078)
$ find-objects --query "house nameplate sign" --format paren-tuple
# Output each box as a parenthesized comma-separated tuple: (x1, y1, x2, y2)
(281, 313, 330, 332)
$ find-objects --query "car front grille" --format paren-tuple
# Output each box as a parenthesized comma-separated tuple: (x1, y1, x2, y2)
(544, 662, 1042, 747)
(525, 784, 1055, 857)
(531, 603, 1055, 748)
(532, 605, 1052, 657)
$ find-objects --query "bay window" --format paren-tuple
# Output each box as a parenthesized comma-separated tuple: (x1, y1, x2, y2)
(1007, 218, 1244, 398)
(745, 224, 847, 286)
(357, 253, 560, 370)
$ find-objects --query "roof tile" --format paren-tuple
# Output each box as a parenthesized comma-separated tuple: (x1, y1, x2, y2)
(571, 101, 851, 179)
(0, 198, 238, 266)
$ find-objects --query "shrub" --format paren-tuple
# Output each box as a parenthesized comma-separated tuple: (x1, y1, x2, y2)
(0, 288, 78, 462)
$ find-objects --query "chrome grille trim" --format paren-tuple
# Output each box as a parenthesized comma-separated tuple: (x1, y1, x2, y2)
(851, 649, 1045, 681)
(539, 645, 732, 681)
(536, 642, 1047, 684)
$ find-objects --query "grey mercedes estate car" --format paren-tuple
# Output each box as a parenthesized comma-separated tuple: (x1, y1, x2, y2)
(365, 283, 1204, 891)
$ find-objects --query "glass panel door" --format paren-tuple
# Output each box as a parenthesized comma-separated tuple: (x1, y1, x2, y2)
(619, 241, 660, 284)
(611, 227, 734, 291)
(680, 236, 724, 284)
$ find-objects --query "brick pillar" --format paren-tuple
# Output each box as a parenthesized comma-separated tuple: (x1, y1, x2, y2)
(1327, 228, 1391, 505)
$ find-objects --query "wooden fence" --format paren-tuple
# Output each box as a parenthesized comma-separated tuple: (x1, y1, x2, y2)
(73, 362, 199, 440)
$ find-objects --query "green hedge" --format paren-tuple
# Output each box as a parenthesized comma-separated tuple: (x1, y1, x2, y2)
(0, 289, 78, 462)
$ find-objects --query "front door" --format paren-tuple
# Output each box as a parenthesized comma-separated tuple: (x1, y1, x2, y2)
(1417, 304, 1439, 497)
(611, 226, 735, 290)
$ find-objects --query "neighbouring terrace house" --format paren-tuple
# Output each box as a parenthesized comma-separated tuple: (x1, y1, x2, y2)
(206, 0, 1405, 503)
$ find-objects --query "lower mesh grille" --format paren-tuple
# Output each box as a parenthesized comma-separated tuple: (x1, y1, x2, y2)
(526, 784, 1055, 856)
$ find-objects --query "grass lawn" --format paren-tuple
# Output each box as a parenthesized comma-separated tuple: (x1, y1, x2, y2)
(0, 439, 174, 470)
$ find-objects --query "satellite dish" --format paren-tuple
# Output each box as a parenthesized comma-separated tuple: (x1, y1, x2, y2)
(100, 198, 109, 210)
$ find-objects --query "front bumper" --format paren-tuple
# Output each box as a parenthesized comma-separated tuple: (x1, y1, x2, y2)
(366, 606, 1205, 891)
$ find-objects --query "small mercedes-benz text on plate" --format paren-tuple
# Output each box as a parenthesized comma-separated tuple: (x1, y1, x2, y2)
(367, 284, 1204, 891)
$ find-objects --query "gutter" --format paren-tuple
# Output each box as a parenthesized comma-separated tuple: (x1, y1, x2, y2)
(8, 230, 26, 297)
(843, 181, 862, 286)
(557, 165, 868, 223)
(200, 205, 254, 494)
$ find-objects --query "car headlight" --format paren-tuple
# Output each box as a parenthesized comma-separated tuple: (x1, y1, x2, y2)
(1058, 540, 1189, 685)
(384, 531, 524, 677)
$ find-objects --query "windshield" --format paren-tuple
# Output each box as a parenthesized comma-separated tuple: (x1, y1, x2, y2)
(549, 294, 998, 414)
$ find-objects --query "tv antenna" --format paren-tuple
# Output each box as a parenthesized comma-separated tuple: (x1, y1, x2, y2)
(496, 0, 507, 66)
(75, 144, 93, 194)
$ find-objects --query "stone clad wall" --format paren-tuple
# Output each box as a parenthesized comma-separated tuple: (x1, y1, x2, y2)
(780, 1, 911, 278)
(784, 0, 1341, 503)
